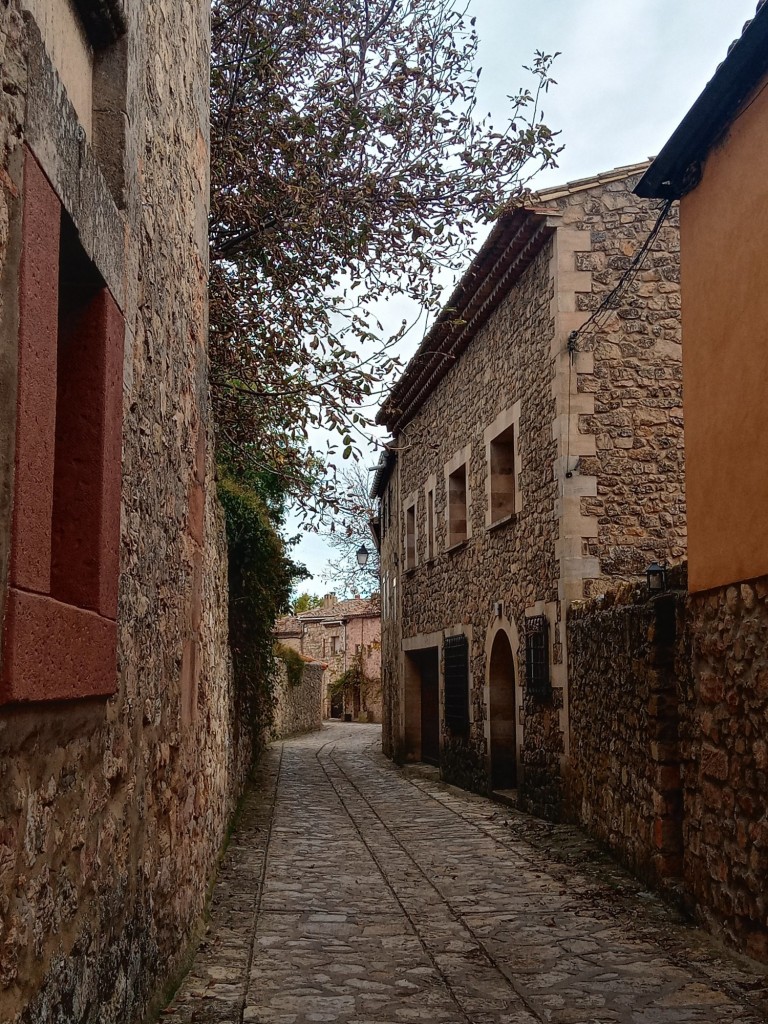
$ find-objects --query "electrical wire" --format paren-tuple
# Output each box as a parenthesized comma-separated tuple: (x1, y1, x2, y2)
(564, 197, 675, 477)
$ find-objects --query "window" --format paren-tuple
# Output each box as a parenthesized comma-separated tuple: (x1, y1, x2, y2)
(489, 424, 516, 523)
(426, 487, 435, 560)
(405, 502, 416, 569)
(331, 635, 338, 656)
(444, 634, 470, 735)
(51, 213, 122, 612)
(525, 615, 551, 701)
(447, 464, 468, 547)
(26, 0, 128, 204)
(484, 404, 522, 528)
(2, 151, 124, 704)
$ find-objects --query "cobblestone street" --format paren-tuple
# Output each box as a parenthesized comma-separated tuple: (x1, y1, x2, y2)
(163, 723, 768, 1024)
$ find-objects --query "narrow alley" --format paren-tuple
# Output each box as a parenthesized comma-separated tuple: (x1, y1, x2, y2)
(163, 724, 768, 1024)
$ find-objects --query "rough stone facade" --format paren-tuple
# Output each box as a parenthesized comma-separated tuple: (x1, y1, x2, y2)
(275, 595, 382, 722)
(566, 568, 768, 964)
(567, 574, 687, 889)
(682, 576, 768, 962)
(375, 165, 685, 817)
(0, 3, 250, 1022)
(615, 9, 768, 964)
(271, 660, 324, 740)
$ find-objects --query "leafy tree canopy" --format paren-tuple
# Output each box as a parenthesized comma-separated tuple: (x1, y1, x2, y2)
(320, 462, 380, 597)
(292, 592, 324, 614)
(210, 0, 560, 504)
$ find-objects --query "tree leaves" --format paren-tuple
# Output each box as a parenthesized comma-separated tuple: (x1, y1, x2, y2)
(209, 0, 561, 509)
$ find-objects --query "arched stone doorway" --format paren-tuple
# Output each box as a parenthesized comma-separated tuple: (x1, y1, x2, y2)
(489, 630, 517, 790)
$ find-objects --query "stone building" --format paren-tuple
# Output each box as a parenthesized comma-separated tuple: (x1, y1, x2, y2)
(275, 594, 382, 721)
(618, 1, 768, 962)
(0, 2, 247, 1021)
(373, 163, 685, 815)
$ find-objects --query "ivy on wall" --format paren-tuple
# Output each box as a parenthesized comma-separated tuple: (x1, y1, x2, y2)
(218, 470, 304, 743)
(274, 643, 306, 688)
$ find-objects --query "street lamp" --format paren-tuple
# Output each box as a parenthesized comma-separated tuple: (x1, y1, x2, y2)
(356, 544, 369, 568)
(645, 561, 667, 595)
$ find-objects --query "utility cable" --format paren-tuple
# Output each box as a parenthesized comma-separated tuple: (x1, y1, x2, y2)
(564, 197, 674, 478)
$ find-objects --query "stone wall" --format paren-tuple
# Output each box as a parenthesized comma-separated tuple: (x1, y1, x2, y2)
(378, 169, 684, 816)
(0, 3, 252, 1022)
(682, 577, 768, 962)
(566, 569, 768, 964)
(567, 189, 686, 586)
(390, 238, 559, 801)
(567, 578, 685, 887)
(276, 607, 383, 723)
(271, 661, 323, 740)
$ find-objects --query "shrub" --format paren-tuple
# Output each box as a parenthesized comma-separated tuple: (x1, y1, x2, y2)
(218, 471, 302, 744)
(274, 643, 305, 688)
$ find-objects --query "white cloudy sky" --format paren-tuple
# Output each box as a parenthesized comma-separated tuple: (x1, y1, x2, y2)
(291, 0, 758, 593)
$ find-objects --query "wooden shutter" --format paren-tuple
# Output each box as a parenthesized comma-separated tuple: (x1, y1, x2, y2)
(444, 634, 470, 735)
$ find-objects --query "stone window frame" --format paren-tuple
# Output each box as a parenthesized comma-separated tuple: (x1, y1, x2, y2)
(403, 490, 418, 571)
(484, 402, 522, 531)
(1, 149, 124, 706)
(424, 473, 437, 562)
(444, 444, 472, 551)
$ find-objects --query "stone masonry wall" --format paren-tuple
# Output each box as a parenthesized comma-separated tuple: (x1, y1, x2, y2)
(389, 238, 562, 803)
(553, 183, 686, 586)
(271, 661, 323, 740)
(682, 576, 768, 962)
(566, 569, 768, 964)
(281, 612, 383, 723)
(567, 579, 686, 888)
(380, 170, 685, 817)
(0, 3, 251, 1023)
(379, 478, 400, 758)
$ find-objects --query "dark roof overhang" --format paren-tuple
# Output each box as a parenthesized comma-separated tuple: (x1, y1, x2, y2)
(376, 208, 557, 434)
(369, 448, 397, 499)
(636, 2, 768, 200)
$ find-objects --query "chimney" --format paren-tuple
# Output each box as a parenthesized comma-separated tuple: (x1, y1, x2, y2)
(322, 592, 337, 609)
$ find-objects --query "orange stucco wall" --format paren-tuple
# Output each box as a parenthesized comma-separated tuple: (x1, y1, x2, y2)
(680, 77, 768, 592)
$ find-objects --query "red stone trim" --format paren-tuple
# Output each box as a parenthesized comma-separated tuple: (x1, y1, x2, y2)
(10, 150, 60, 595)
(2, 147, 124, 705)
(1, 588, 117, 703)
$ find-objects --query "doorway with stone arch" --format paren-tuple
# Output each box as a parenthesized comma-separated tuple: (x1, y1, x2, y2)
(488, 629, 517, 790)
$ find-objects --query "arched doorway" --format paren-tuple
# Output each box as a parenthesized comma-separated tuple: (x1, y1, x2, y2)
(489, 630, 516, 790)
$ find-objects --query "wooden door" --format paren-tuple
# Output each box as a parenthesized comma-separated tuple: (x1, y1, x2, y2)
(420, 649, 440, 766)
(489, 630, 516, 789)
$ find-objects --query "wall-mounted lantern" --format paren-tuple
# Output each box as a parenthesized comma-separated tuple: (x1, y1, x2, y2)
(356, 544, 370, 568)
(645, 561, 667, 594)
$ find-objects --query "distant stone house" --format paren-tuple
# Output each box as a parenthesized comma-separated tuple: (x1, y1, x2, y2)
(275, 594, 382, 722)
(373, 163, 686, 816)
(0, 2, 248, 1021)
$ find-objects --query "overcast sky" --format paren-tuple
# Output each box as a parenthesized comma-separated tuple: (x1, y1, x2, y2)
(291, 0, 759, 594)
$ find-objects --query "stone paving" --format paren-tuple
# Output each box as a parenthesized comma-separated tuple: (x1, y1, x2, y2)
(161, 723, 768, 1024)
